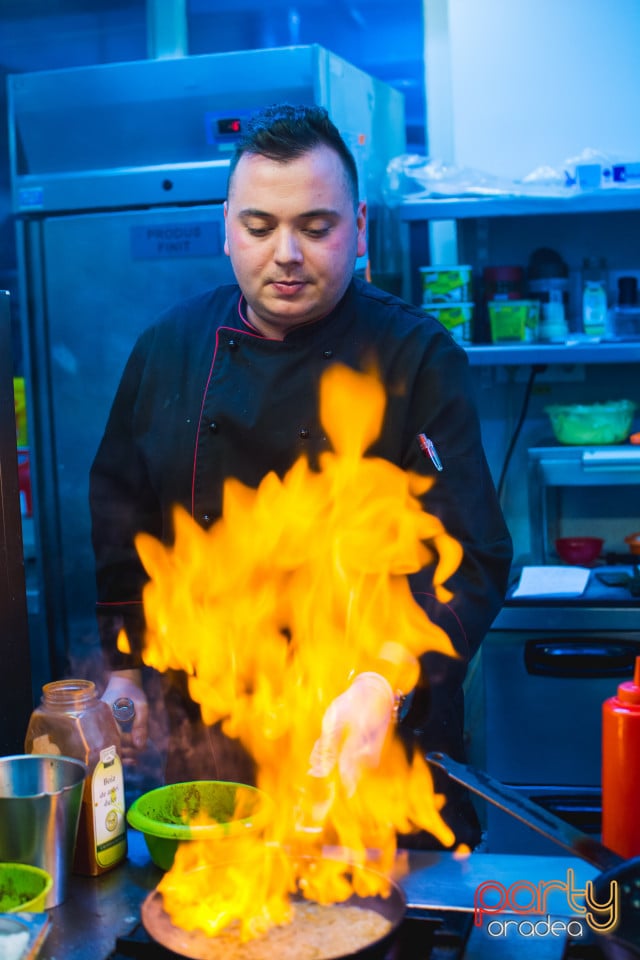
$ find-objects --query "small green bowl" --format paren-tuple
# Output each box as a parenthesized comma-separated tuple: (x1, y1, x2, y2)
(126, 780, 273, 870)
(0, 862, 52, 913)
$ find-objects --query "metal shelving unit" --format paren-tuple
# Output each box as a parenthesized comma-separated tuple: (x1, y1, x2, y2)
(527, 444, 640, 563)
(399, 187, 640, 222)
(464, 340, 640, 366)
(399, 188, 640, 364)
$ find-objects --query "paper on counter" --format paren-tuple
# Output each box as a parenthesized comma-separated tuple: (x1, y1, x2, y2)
(511, 565, 590, 598)
(0, 912, 50, 960)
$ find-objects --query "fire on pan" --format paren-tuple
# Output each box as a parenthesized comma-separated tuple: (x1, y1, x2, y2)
(141, 858, 407, 960)
(125, 364, 468, 953)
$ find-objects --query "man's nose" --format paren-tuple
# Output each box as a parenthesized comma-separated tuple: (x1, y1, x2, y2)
(274, 229, 303, 263)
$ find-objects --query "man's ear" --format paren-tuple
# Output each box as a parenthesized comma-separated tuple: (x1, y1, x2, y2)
(356, 201, 367, 259)
(223, 201, 230, 256)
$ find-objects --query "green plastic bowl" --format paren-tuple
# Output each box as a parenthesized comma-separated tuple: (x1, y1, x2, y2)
(545, 400, 636, 445)
(126, 780, 273, 871)
(0, 862, 52, 913)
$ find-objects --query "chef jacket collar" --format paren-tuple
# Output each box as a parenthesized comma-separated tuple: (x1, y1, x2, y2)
(236, 282, 354, 343)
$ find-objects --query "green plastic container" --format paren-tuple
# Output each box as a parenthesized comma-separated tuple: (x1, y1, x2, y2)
(0, 862, 52, 913)
(545, 400, 636, 445)
(126, 780, 273, 870)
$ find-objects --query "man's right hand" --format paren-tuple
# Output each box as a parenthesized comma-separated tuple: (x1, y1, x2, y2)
(308, 672, 395, 797)
(101, 669, 149, 760)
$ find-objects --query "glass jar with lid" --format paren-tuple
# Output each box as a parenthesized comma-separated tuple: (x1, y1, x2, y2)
(25, 679, 127, 876)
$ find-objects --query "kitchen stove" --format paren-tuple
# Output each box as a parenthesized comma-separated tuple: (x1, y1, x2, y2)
(105, 910, 615, 959)
(107, 911, 475, 959)
(37, 837, 620, 960)
(479, 557, 640, 856)
(492, 561, 640, 635)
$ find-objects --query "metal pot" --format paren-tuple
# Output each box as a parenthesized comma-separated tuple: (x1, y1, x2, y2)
(428, 752, 640, 960)
(141, 860, 406, 960)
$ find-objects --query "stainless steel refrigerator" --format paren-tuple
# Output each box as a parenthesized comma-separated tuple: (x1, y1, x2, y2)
(8, 45, 406, 683)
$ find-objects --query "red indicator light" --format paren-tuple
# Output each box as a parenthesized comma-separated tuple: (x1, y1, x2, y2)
(217, 118, 242, 135)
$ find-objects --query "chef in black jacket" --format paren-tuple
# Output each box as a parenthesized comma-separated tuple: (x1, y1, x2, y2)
(90, 103, 512, 848)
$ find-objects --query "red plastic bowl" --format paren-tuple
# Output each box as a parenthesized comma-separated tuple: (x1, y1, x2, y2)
(555, 537, 604, 565)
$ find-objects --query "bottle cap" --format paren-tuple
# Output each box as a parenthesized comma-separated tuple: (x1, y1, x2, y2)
(112, 696, 136, 732)
(617, 656, 640, 704)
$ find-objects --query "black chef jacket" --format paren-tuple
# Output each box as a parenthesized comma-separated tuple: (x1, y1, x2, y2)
(90, 278, 512, 841)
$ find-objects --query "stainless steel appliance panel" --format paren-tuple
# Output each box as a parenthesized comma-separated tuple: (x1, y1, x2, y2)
(480, 627, 639, 855)
(9, 45, 406, 213)
(483, 784, 602, 857)
(24, 205, 233, 672)
(10, 44, 406, 685)
(482, 629, 638, 786)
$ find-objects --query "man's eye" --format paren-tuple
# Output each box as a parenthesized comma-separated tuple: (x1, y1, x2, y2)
(246, 225, 271, 237)
(304, 226, 331, 238)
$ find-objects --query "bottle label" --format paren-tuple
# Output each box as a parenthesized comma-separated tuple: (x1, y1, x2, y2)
(91, 745, 127, 867)
(583, 283, 607, 334)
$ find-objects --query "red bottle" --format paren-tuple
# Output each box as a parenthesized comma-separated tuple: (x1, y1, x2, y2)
(602, 656, 640, 859)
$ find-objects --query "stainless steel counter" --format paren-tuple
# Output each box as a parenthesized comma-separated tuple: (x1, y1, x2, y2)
(38, 830, 161, 960)
(37, 831, 600, 959)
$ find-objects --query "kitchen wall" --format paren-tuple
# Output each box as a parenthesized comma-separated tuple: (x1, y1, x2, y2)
(425, 0, 640, 179)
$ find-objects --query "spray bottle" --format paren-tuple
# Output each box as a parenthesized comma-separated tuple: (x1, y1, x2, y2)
(602, 656, 640, 858)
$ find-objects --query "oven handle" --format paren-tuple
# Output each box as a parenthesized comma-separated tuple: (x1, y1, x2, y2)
(524, 637, 639, 678)
(531, 791, 602, 835)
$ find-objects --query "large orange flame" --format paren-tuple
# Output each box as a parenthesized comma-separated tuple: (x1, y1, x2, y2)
(134, 364, 463, 940)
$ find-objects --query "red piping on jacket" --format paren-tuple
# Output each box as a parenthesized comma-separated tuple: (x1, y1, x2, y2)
(191, 327, 221, 518)
(190, 296, 275, 517)
(95, 600, 143, 608)
(412, 590, 467, 650)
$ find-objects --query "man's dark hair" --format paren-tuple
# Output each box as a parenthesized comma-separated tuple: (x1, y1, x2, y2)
(227, 104, 360, 207)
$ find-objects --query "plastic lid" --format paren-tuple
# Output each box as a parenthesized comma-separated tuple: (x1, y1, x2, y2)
(528, 247, 569, 279)
(418, 264, 472, 272)
(617, 656, 640, 704)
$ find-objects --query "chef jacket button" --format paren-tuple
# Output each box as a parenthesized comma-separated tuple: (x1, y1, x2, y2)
(322, 349, 334, 359)
(208, 421, 219, 434)
(299, 427, 310, 439)
(228, 338, 239, 350)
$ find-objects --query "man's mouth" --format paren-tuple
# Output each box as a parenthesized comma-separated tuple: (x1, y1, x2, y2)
(270, 279, 308, 295)
(269, 277, 307, 289)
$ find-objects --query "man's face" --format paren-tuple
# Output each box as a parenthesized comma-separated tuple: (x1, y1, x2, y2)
(224, 144, 367, 339)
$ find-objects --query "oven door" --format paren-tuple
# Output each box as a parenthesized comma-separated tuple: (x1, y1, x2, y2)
(478, 629, 639, 854)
